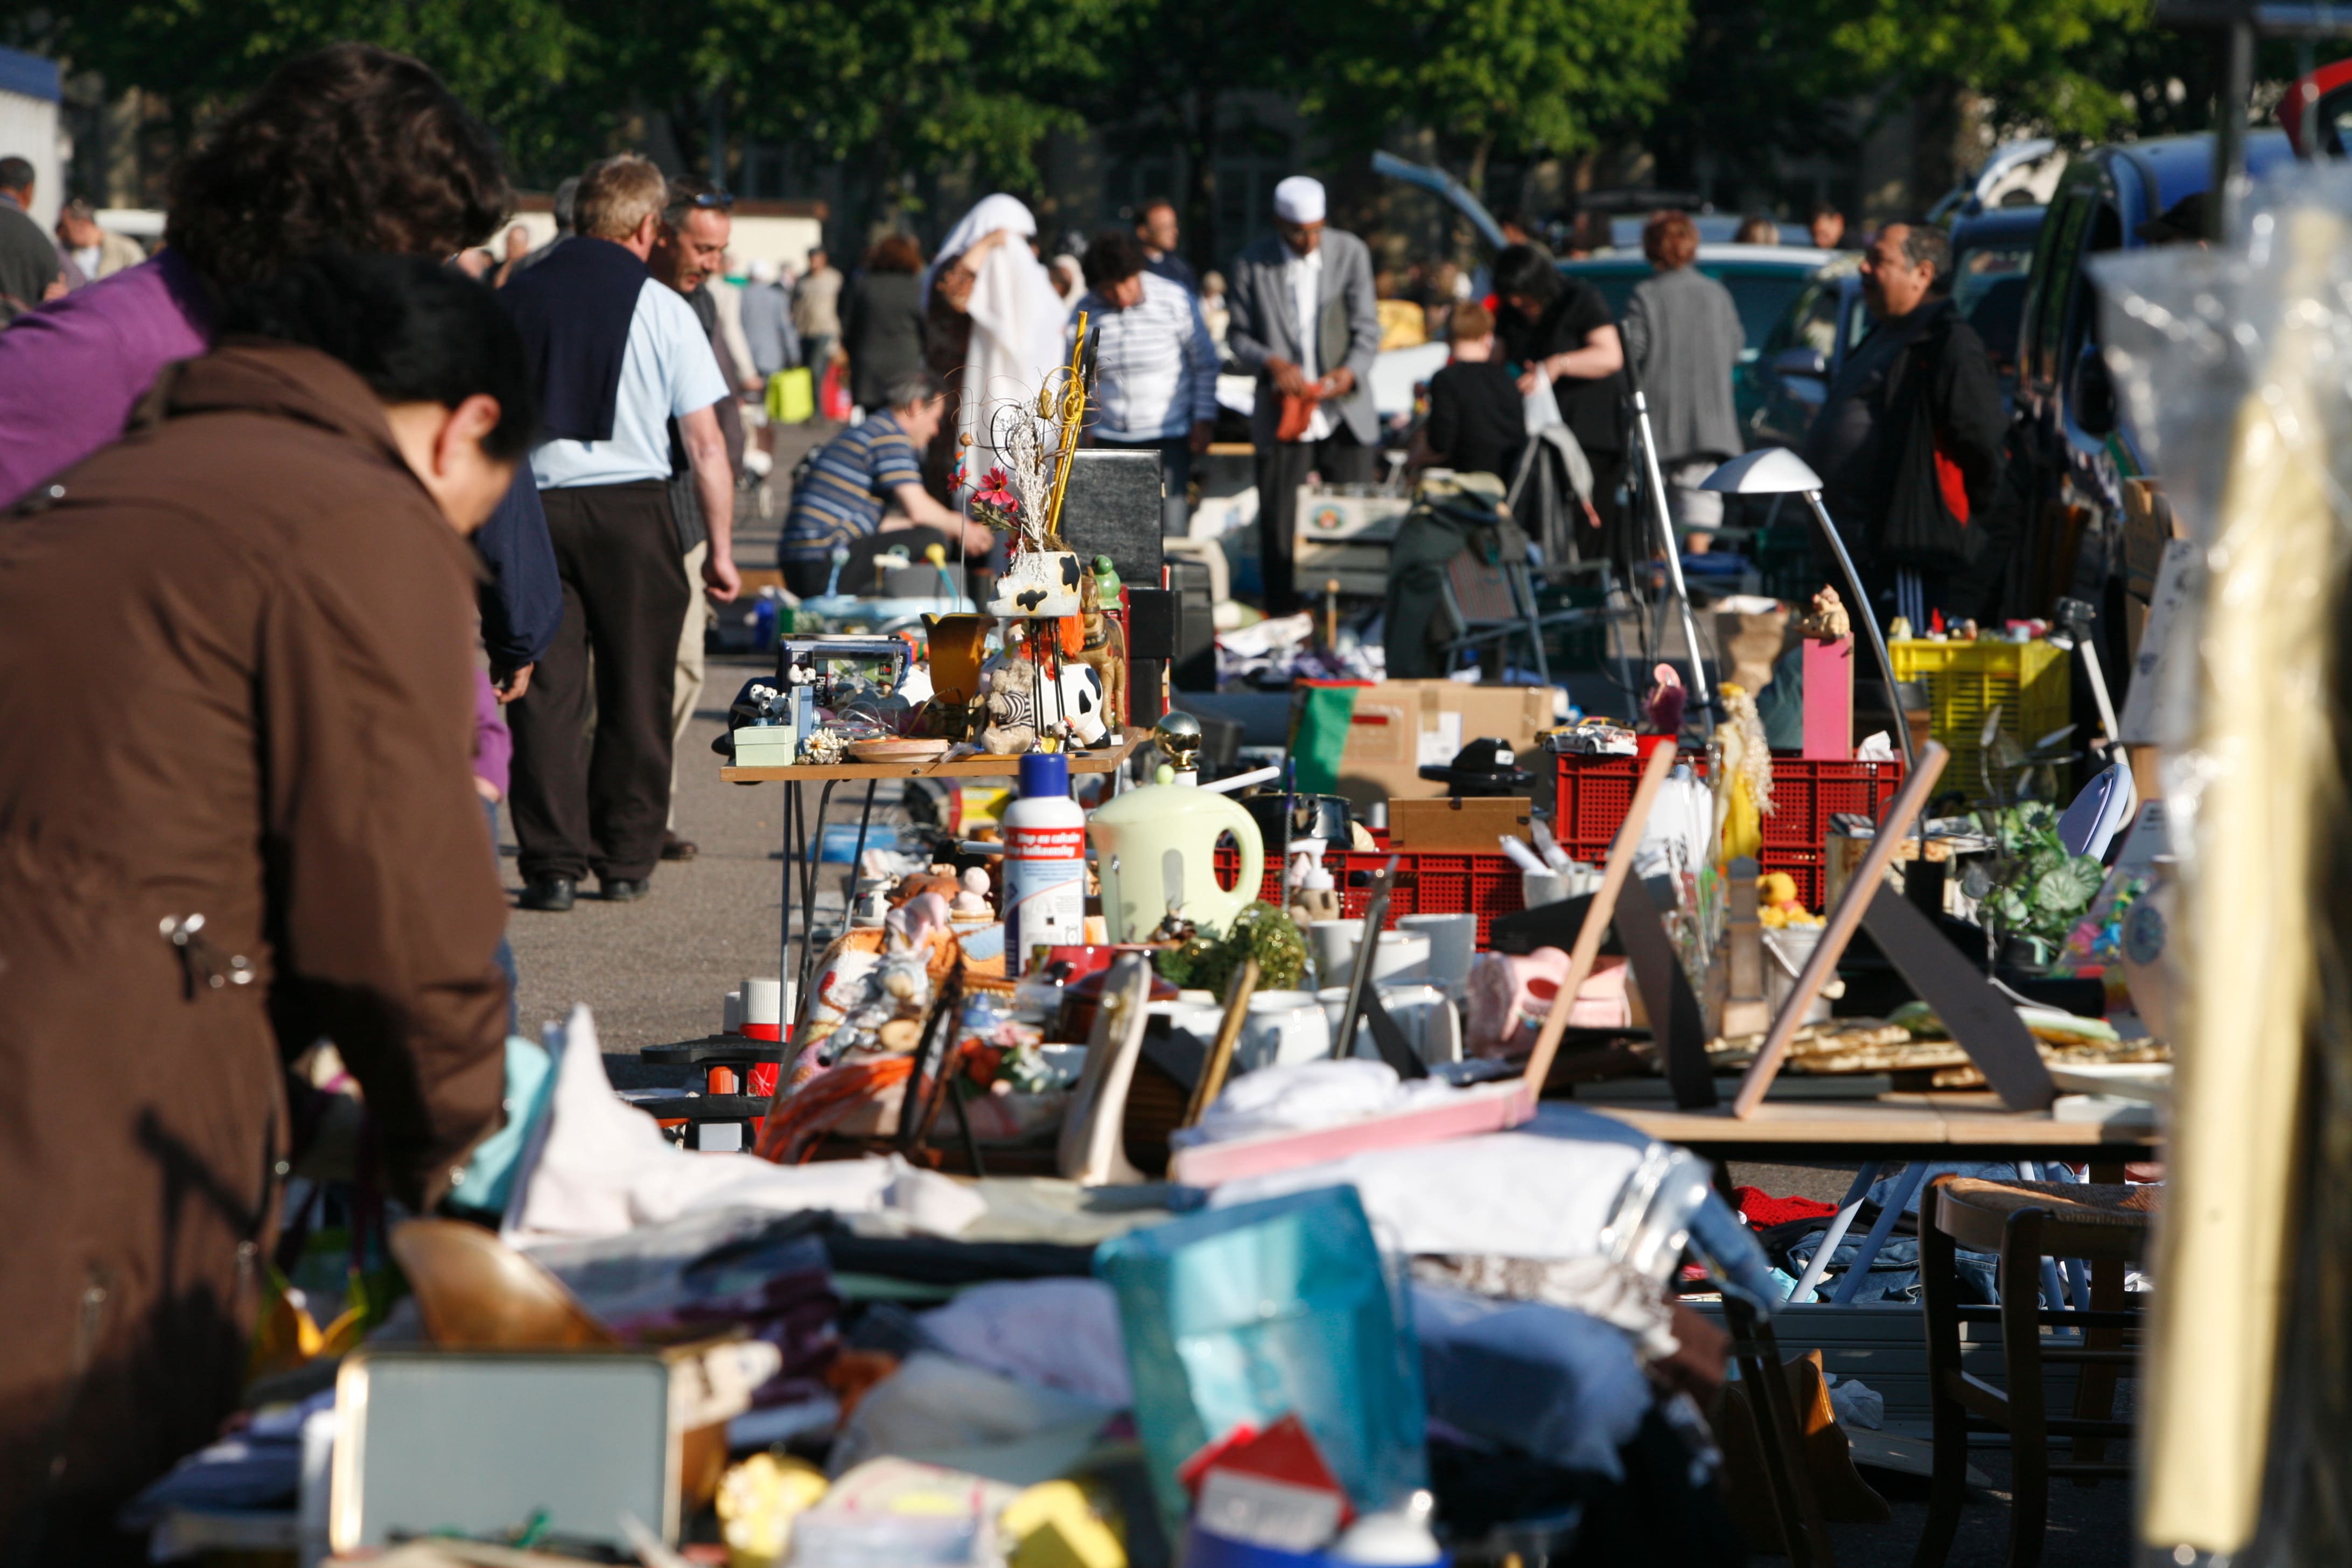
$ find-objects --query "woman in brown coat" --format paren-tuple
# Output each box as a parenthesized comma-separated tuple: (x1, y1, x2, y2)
(0, 255, 531, 1560)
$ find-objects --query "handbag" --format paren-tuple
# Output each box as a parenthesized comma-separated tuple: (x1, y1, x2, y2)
(766, 367, 814, 425)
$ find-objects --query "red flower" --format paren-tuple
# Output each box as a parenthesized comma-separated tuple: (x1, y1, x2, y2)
(975, 466, 1019, 513)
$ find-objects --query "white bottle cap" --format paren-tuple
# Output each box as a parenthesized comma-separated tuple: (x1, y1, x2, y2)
(741, 978, 783, 1027)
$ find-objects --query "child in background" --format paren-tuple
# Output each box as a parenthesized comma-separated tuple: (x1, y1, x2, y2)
(474, 667, 519, 1032)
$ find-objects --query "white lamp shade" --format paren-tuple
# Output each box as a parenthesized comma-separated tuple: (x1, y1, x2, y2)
(1700, 447, 1826, 495)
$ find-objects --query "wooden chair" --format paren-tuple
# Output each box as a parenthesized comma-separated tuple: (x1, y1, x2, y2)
(1915, 1175, 2155, 1568)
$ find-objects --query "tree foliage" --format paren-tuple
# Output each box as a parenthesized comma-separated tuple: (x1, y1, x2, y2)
(1813, 0, 2151, 141)
(704, 0, 1111, 204)
(1295, 0, 1691, 191)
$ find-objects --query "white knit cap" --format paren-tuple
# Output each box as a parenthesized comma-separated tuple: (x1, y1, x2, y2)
(1272, 176, 1327, 225)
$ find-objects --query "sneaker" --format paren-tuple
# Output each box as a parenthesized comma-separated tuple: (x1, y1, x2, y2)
(601, 877, 652, 902)
(661, 831, 699, 862)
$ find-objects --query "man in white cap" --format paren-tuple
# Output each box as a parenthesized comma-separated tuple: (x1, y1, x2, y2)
(1225, 173, 1381, 613)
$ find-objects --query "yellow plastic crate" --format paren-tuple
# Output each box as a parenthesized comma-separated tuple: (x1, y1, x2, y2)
(1888, 638, 2071, 801)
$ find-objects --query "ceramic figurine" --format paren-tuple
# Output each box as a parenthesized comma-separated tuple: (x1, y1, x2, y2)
(987, 548, 1084, 618)
(1798, 585, 1851, 641)
(1074, 570, 1129, 736)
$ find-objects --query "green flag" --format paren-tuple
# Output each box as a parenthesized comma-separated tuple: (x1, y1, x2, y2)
(1290, 683, 1360, 795)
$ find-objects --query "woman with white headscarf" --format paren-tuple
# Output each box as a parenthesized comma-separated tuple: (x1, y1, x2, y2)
(922, 194, 1070, 496)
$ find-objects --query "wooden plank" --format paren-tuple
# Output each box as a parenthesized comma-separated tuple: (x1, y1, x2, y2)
(1521, 743, 1678, 1096)
(1588, 1097, 2160, 1154)
(1732, 742, 1947, 1118)
(1858, 884, 2055, 1112)
(723, 731, 1143, 782)
(1614, 873, 1717, 1110)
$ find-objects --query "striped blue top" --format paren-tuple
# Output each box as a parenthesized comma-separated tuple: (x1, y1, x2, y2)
(780, 411, 926, 562)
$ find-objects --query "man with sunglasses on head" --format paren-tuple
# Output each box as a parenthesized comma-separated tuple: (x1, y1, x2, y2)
(500, 155, 739, 912)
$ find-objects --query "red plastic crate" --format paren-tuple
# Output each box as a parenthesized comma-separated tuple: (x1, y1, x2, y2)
(1213, 844, 1528, 947)
(1554, 749, 1901, 865)
(1758, 758, 1906, 851)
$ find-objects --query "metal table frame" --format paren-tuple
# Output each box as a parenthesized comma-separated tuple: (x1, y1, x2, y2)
(720, 730, 1146, 1033)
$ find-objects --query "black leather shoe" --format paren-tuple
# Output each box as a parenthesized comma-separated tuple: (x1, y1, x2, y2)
(661, 832, 699, 862)
(517, 876, 576, 912)
(601, 877, 652, 902)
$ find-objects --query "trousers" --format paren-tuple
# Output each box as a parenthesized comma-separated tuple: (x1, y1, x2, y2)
(1256, 428, 1377, 614)
(669, 540, 709, 832)
(508, 481, 690, 884)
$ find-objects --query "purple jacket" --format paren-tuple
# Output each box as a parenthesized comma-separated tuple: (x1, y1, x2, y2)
(472, 667, 513, 798)
(0, 250, 212, 506)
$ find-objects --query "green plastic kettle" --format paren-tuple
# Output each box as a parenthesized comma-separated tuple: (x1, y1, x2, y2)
(1088, 782, 1266, 942)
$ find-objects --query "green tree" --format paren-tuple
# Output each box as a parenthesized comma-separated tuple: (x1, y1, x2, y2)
(1296, 0, 1692, 198)
(11, 0, 593, 183)
(706, 0, 1110, 222)
(1068, 0, 1297, 271)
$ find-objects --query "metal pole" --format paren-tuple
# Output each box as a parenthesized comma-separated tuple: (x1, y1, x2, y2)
(1629, 389, 1713, 720)
(2213, 15, 2256, 239)
(1802, 491, 1916, 769)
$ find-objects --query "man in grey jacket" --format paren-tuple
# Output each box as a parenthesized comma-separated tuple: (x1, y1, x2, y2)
(1619, 209, 1745, 551)
(1226, 175, 1381, 613)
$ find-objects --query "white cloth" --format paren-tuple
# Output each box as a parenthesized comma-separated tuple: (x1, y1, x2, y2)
(827, 1352, 1114, 1485)
(1182, 1059, 1455, 1146)
(1285, 243, 1334, 442)
(531, 279, 730, 489)
(1207, 1128, 1646, 1260)
(925, 194, 1068, 480)
(1073, 271, 1219, 440)
(919, 1279, 1132, 1406)
(502, 1004, 983, 1243)
(1272, 175, 1327, 224)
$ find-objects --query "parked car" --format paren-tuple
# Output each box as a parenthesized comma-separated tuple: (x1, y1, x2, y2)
(1948, 205, 2043, 406)
(2279, 58, 2352, 156)
(1739, 255, 1865, 451)
(1560, 244, 1837, 435)
(2009, 129, 2295, 672)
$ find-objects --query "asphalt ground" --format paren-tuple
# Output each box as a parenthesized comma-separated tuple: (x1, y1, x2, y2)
(495, 433, 2131, 1568)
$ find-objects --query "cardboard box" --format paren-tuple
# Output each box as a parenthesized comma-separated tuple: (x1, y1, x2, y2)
(1329, 680, 1558, 815)
(1387, 796, 1535, 852)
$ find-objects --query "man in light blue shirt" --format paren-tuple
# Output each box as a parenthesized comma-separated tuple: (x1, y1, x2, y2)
(502, 153, 737, 911)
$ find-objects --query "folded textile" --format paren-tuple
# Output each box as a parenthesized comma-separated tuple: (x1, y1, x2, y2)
(1180, 1059, 1458, 1147)
(827, 1351, 1115, 1482)
(1412, 1255, 1679, 1363)
(919, 1279, 1132, 1406)
(523, 1207, 842, 1406)
(505, 1005, 984, 1244)
(1733, 1186, 1840, 1229)
(1412, 1282, 1653, 1480)
(1205, 1130, 1644, 1259)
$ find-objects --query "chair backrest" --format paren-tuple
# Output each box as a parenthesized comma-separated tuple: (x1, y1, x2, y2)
(1442, 550, 1523, 628)
(1933, 1177, 2154, 1265)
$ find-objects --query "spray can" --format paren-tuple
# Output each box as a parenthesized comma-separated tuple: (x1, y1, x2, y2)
(1002, 752, 1089, 971)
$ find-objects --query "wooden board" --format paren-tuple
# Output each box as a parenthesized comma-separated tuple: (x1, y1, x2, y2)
(722, 731, 1143, 782)
(1584, 1094, 2160, 1158)
(1732, 743, 1945, 1117)
(1858, 884, 2055, 1111)
(1614, 873, 1716, 1109)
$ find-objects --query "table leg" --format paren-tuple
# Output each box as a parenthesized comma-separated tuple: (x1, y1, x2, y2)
(1826, 1161, 1929, 1306)
(777, 778, 794, 1017)
(792, 782, 838, 1016)
(1788, 1165, 1880, 1304)
(846, 781, 878, 916)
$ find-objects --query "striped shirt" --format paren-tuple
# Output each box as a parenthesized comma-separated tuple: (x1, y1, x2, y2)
(780, 411, 925, 562)
(1072, 271, 1219, 442)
